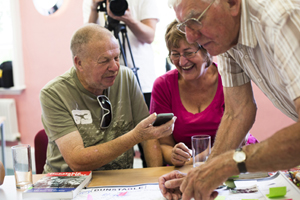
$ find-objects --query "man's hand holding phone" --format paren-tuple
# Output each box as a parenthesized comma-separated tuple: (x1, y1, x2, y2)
(133, 113, 176, 143)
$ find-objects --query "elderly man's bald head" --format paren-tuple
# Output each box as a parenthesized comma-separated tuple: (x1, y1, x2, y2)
(70, 23, 116, 58)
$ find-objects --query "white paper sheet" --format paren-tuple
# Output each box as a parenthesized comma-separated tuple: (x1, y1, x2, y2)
(73, 184, 165, 200)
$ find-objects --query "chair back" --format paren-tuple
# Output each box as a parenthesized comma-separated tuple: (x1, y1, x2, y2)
(34, 129, 48, 174)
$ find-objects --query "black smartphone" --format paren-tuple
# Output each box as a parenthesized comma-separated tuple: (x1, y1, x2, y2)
(152, 113, 174, 126)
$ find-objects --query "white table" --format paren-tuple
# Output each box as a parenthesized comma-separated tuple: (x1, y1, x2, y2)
(0, 117, 5, 174)
(0, 175, 42, 200)
(0, 175, 23, 200)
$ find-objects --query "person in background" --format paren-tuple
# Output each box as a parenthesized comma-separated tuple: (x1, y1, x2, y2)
(83, 0, 160, 168)
(159, 0, 300, 199)
(82, 0, 159, 108)
(0, 161, 4, 185)
(40, 24, 175, 173)
(150, 20, 257, 167)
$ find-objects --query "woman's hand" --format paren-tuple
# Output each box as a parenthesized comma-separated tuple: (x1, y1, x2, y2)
(171, 142, 192, 167)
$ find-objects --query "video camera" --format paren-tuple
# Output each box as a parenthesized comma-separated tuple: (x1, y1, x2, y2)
(97, 0, 128, 16)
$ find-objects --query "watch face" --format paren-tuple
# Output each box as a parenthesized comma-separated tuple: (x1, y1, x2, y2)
(233, 151, 246, 162)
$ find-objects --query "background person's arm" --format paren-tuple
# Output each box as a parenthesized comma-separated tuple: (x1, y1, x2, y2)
(209, 82, 257, 159)
(55, 114, 175, 171)
(122, 18, 158, 44)
(106, 0, 158, 44)
(87, 1, 100, 23)
(83, 0, 103, 24)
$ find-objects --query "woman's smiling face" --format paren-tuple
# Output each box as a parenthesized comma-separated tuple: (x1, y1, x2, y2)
(171, 40, 207, 81)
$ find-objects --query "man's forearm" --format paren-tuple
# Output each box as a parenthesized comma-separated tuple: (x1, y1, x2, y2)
(57, 129, 141, 171)
(248, 97, 300, 171)
(210, 83, 257, 159)
(210, 113, 253, 159)
(245, 122, 300, 172)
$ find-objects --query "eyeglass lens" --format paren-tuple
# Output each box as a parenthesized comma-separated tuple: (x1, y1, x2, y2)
(179, 19, 202, 33)
(170, 47, 201, 60)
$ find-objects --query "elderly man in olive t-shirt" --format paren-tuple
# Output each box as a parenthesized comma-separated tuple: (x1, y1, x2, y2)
(40, 24, 175, 173)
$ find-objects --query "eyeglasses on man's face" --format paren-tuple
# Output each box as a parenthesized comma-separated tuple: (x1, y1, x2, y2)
(176, 0, 215, 34)
(97, 95, 112, 129)
(169, 46, 201, 61)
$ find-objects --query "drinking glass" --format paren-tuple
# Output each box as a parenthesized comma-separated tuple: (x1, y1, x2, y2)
(191, 135, 211, 167)
(11, 144, 33, 189)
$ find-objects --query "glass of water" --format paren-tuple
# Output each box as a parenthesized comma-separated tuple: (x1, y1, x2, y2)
(11, 144, 33, 189)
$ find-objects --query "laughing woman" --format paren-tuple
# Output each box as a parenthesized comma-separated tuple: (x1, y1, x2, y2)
(150, 20, 257, 167)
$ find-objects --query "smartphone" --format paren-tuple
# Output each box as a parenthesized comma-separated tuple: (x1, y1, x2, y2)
(152, 113, 174, 126)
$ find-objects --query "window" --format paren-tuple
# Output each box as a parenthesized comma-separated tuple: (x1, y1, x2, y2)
(33, 0, 64, 16)
(0, 1, 13, 65)
(0, 0, 25, 94)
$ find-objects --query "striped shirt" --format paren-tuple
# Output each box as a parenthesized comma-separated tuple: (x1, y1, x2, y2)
(218, 0, 300, 121)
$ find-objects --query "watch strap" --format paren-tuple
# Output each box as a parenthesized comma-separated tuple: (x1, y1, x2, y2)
(235, 148, 247, 173)
(237, 161, 247, 173)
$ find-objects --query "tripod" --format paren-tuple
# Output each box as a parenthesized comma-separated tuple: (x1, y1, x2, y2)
(105, 17, 142, 89)
(105, 17, 147, 168)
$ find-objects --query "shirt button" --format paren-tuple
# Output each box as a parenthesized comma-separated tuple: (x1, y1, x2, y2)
(245, 55, 249, 59)
(258, 78, 262, 82)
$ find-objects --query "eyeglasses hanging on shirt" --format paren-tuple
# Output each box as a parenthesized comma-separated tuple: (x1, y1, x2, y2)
(97, 95, 112, 129)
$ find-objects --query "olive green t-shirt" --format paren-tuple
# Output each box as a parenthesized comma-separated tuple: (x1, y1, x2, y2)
(40, 66, 149, 173)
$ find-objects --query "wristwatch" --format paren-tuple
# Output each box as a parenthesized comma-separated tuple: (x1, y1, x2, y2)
(233, 148, 247, 173)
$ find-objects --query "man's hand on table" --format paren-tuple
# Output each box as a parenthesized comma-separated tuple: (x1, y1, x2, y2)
(158, 170, 186, 200)
(159, 151, 237, 200)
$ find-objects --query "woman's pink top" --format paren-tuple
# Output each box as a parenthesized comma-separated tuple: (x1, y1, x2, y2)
(150, 67, 224, 148)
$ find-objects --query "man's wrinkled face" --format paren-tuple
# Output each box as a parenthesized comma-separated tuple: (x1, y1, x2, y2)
(79, 37, 120, 94)
(174, 0, 240, 56)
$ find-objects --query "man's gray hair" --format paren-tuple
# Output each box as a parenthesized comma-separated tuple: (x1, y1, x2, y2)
(70, 23, 113, 58)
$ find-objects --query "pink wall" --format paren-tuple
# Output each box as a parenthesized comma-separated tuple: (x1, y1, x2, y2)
(0, 0, 84, 146)
(0, 0, 295, 147)
(250, 83, 294, 141)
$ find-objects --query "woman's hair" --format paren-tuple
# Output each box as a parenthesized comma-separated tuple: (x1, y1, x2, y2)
(165, 19, 213, 67)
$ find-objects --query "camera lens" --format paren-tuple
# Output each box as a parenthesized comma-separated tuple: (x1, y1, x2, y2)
(110, 0, 128, 16)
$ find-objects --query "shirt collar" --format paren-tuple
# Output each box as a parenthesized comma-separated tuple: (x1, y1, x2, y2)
(71, 66, 110, 97)
(237, 0, 257, 48)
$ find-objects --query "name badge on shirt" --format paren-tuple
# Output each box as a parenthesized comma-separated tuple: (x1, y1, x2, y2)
(72, 110, 92, 124)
